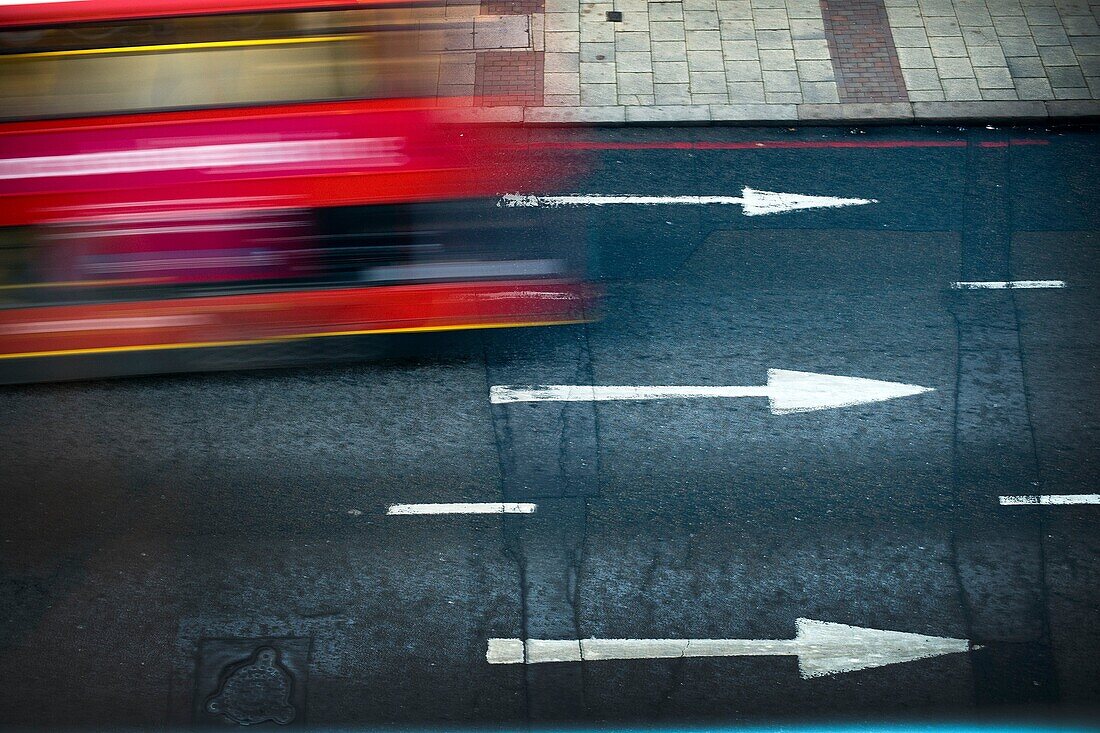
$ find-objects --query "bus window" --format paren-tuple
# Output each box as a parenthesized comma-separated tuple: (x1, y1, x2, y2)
(0, 9, 433, 120)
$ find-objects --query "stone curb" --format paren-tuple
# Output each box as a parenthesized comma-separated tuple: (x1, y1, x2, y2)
(439, 100, 1100, 125)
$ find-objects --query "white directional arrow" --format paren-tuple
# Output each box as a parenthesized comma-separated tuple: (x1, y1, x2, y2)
(498, 187, 877, 216)
(487, 618, 973, 678)
(490, 369, 934, 414)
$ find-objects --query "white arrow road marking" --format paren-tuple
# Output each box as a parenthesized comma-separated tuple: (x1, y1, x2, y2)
(490, 369, 934, 414)
(951, 280, 1066, 290)
(386, 502, 537, 515)
(487, 618, 973, 678)
(999, 494, 1100, 506)
(498, 187, 877, 216)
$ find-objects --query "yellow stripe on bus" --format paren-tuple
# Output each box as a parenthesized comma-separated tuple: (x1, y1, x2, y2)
(0, 278, 168, 291)
(2, 34, 360, 60)
(0, 319, 588, 360)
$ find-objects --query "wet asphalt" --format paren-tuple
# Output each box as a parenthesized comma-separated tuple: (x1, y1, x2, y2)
(0, 124, 1098, 728)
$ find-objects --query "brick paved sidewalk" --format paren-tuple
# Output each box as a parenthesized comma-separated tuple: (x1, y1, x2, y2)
(425, 0, 1100, 122)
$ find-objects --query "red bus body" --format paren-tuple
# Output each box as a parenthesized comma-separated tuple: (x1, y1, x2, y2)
(0, 1, 592, 375)
(0, 100, 527, 226)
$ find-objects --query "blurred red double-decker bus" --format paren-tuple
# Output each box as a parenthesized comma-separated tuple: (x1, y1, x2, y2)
(0, 0, 591, 381)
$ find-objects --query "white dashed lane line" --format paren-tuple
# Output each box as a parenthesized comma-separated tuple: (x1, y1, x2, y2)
(999, 494, 1100, 506)
(386, 502, 537, 515)
(951, 280, 1066, 290)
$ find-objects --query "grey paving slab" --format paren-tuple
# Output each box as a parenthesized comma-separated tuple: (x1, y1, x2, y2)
(580, 83, 618, 104)
(654, 82, 694, 103)
(654, 61, 691, 82)
(725, 59, 764, 80)
(716, 0, 753, 20)
(943, 76, 984, 98)
(650, 2, 685, 22)
(899, 46, 938, 66)
(936, 56, 978, 76)
(793, 38, 830, 58)
(800, 80, 841, 102)
(651, 21, 687, 41)
(1007, 55, 1046, 75)
(580, 61, 617, 82)
(763, 69, 802, 91)
(545, 72, 580, 95)
(720, 19, 758, 39)
(617, 72, 655, 94)
(1038, 45, 1080, 64)
(616, 32, 652, 51)
(1016, 76, 1057, 98)
(686, 29, 724, 48)
(905, 67, 949, 89)
(509, 0, 1100, 123)
(617, 51, 654, 71)
(796, 59, 836, 80)
(687, 49, 726, 69)
(1031, 24, 1071, 45)
(975, 65, 1015, 87)
(760, 48, 796, 69)
(1000, 36, 1040, 55)
(970, 45, 1009, 65)
(931, 36, 970, 56)
(980, 87, 1020, 99)
(757, 29, 794, 48)
(685, 10, 722, 29)
(893, 26, 933, 46)
(1064, 14, 1100, 35)
(790, 18, 826, 39)
(580, 42, 616, 62)
(652, 40, 689, 60)
(727, 80, 767, 100)
(992, 15, 1033, 35)
(961, 25, 1001, 46)
(723, 39, 761, 58)
(1053, 86, 1093, 97)
(765, 90, 803, 102)
(545, 52, 580, 72)
(1047, 64, 1088, 86)
(689, 70, 729, 92)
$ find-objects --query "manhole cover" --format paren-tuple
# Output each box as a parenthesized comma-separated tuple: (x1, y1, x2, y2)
(194, 638, 309, 726)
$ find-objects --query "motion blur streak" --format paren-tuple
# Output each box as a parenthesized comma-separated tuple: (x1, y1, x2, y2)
(0, 0, 594, 382)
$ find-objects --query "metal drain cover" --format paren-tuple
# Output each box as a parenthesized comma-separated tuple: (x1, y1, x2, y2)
(195, 638, 310, 726)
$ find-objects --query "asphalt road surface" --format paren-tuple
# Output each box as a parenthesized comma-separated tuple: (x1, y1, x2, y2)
(1, 124, 1098, 728)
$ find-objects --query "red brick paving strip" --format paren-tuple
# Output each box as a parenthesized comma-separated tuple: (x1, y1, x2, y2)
(820, 0, 909, 103)
(474, 51, 544, 107)
(480, 0, 543, 14)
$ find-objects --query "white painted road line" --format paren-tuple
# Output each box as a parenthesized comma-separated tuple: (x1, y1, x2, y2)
(999, 494, 1100, 506)
(386, 502, 537, 515)
(487, 618, 972, 678)
(951, 280, 1066, 290)
(498, 187, 877, 216)
(491, 369, 934, 414)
